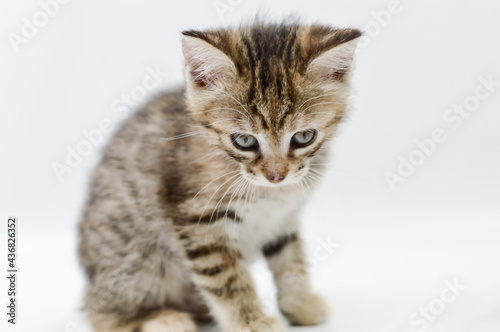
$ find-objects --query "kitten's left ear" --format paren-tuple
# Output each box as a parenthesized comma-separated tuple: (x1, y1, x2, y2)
(181, 31, 237, 88)
(305, 27, 362, 82)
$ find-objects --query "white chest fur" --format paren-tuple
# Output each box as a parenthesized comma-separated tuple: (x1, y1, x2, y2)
(226, 191, 303, 262)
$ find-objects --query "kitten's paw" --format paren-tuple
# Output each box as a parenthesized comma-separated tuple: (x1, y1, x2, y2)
(142, 310, 197, 332)
(280, 293, 329, 326)
(237, 316, 285, 332)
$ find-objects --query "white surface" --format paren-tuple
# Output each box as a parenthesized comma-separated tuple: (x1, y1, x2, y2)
(1, 0, 499, 331)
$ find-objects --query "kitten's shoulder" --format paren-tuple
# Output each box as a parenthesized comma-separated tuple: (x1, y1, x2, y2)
(132, 87, 187, 124)
(97, 87, 190, 165)
(111, 87, 188, 138)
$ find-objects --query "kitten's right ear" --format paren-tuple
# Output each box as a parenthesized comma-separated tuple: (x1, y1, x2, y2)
(304, 27, 362, 83)
(181, 32, 236, 88)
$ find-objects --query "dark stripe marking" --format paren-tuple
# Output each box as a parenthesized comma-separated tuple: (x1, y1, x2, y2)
(194, 263, 227, 277)
(178, 233, 190, 240)
(201, 275, 250, 298)
(198, 121, 223, 135)
(186, 244, 228, 260)
(175, 210, 242, 226)
(262, 233, 298, 257)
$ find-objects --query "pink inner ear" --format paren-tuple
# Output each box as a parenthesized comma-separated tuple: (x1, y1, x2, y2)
(186, 57, 213, 87)
(307, 39, 359, 81)
(182, 36, 234, 87)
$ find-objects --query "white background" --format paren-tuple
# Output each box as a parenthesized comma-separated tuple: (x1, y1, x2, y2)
(1, 0, 499, 331)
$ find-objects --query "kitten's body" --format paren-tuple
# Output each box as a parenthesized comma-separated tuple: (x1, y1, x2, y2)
(79, 22, 360, 332)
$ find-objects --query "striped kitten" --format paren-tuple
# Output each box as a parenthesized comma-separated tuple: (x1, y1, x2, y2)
(79, 22, 361, 332)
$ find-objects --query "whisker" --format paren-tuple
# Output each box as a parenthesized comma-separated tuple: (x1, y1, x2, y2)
(294, 101, 347, 121)
(295, 92, 340, 115)
(189, 149, 220, 164)
(299, 112, 343, 121)
(190, 107, 250, 119)
(192, 170, 239, 202)
(210, 176, 244, 224)
(226, 179, 247, 236)
(223, 177, 247, 220)
(196, 172, 241, 230)
(309, 172, 322, 182)
(224, 177, 249, 219)
(301, 175, 313, 196)
(211, 85, 254, 120)
(309, 163, 335, 166)
(224, 179, 248, 234)
(205, 176, 244, 239)
(194, 118, 247, 129)
(162, 117, 248, 143)
(243, 181, 253, 214)
(161, 131, 199, 141)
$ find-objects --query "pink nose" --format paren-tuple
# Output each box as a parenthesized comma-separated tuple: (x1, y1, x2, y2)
(267, 174, 285, 184)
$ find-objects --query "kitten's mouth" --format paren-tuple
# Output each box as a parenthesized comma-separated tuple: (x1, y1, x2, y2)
(243, 170, 307, 188)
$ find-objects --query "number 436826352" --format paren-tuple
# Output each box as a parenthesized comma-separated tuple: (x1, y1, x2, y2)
(7, 217, 16, 269)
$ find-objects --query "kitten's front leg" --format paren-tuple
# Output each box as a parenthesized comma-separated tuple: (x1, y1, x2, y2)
(263, 231, 330, 326)
(176, 225, 285, 332)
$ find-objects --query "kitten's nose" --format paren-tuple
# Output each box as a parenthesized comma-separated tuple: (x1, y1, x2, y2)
(267, 174, 286, 184)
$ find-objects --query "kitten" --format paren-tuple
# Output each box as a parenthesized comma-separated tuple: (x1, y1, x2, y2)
(79, 22, 361, 332)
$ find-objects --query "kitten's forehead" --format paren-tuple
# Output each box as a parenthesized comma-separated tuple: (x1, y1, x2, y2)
(196, 24, 355, 124)
(184, 22, 361, 135)
(227, 25, 302, 127)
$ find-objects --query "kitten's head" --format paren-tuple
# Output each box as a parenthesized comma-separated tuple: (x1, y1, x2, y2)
(181, 22, 361, 188)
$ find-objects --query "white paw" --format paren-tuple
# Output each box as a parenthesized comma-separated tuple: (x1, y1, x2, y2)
(280, 293, 329, 326)
(142, 310, 197, 332)
(237, 316, 285, 332)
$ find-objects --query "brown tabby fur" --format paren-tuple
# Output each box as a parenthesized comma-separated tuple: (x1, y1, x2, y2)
(79, 21, 361, 332)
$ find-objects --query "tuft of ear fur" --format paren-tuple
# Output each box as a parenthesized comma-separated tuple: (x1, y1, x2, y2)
(305, 27, 362, 82)
(181, 32, 236, 88)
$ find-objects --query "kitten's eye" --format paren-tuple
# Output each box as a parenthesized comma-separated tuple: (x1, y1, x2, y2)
(291, 130, 316, 147)
(232, 134, 259, 150)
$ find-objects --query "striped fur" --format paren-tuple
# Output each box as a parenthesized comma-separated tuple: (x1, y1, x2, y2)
(262, 233, 298, 257)
(79, 21, 360, 332)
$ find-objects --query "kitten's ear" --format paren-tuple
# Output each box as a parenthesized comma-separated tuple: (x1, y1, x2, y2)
(305, 28, 362, 82)
(181, 33, 236, 88)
